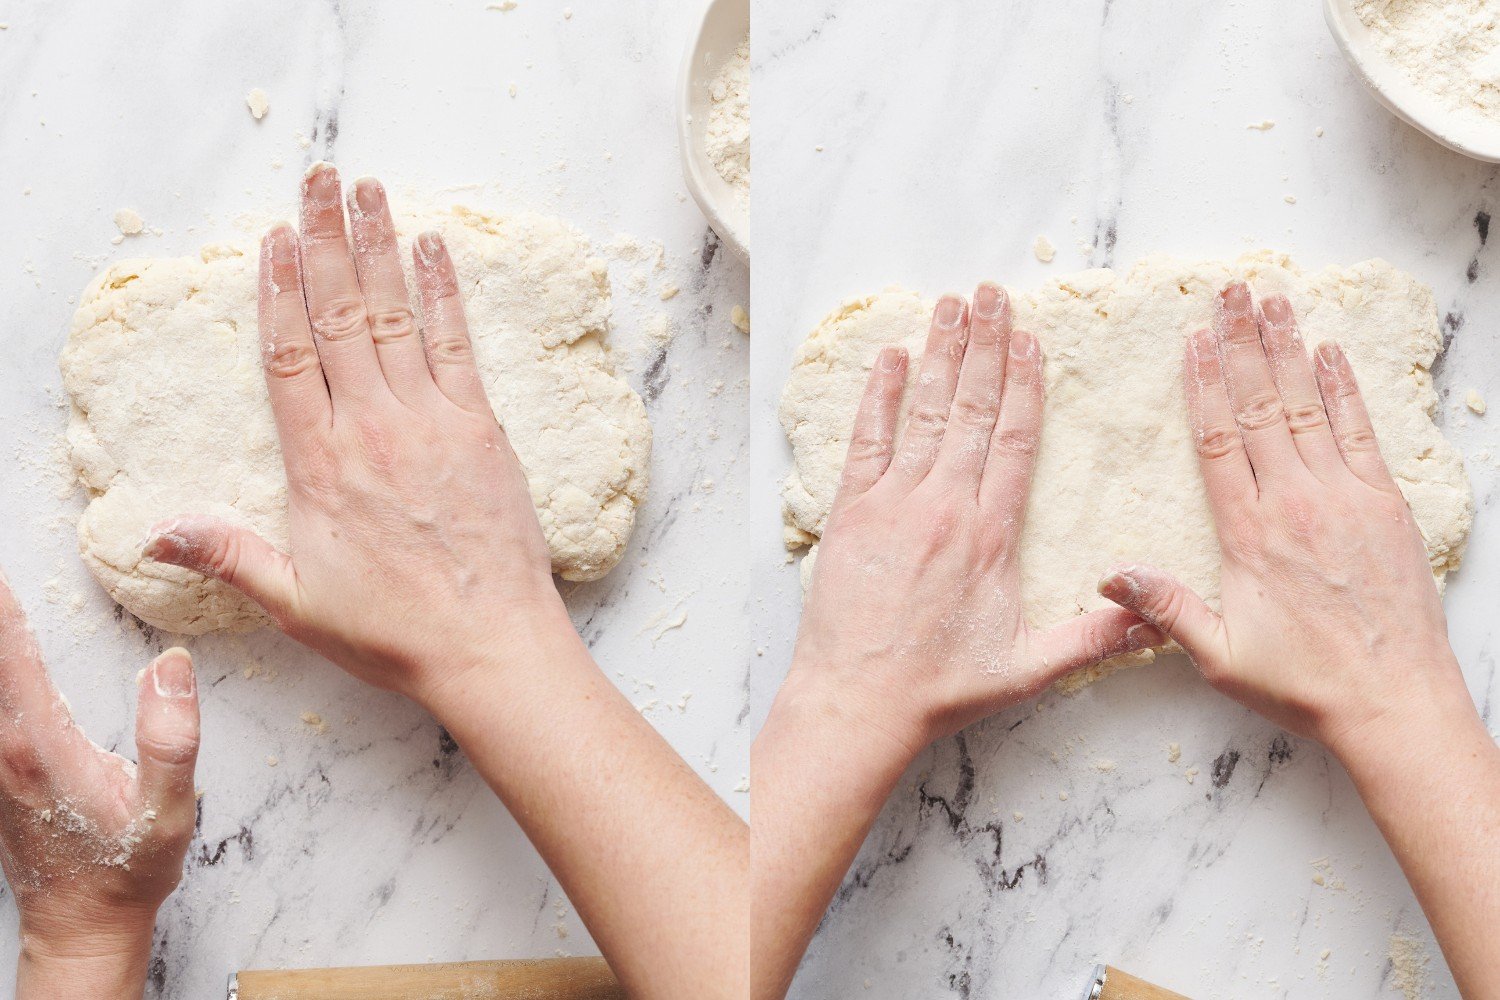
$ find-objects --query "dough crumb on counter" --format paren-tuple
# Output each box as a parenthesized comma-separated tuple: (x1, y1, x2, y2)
(1467, 388, 1487, 414)
(1284, 194, 1297, 204)
(487, 0, 518, 9)
(1033, 235, 1056, 263)
(1167, 742, 1182, 763)
(1388, 934, 1430, 1000)
(300, 711, 328, 734)
(1184, 766, 1199, 784)
(731, 304, 750, 334)
(113, 208, 145, 237)
(246, 88, 270, 121)
(1248, 119, 1276, 130)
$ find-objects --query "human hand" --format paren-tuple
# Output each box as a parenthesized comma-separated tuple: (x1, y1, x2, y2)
(786, 283, 1163, 762)
(143, 165, 567, 703)
(1098, 282, 1463, 757)
(0, 574, 199, 1000)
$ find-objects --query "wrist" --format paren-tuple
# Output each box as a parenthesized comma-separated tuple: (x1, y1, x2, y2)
(764, 664, 924, 795)
(412, 601, 591, 719)
(1323, 654, 1486, 774)
(18, 907, 154, 1000)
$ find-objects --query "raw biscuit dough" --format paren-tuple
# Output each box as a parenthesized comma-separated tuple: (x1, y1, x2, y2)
(781, 252, 1473, 690)
(63, 206, 651, 634)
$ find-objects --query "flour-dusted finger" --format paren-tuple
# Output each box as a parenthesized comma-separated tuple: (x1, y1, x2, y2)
(1185, 328, 1255, 515)
(258, 225, 331, 458)
(1258, 295, 1344, 482)
(833, 347, 908, 509)
(414, 232, 492, 415)
(1315, 342, 1399, 492)
(1020, 607, 1166, 689)
(144, 516, 300, 627)
(1097, 563, 1229, 682)
(298, 163, 387, 409)
(885, 294, 969, 492)
(0, 572, 71, 776)
(347, 177, 438, 405)
(978, 330, 1044, 531)
(933, 283, 1010, 492)
(1215, 282, 1301, 484)
(134, 648, 200, 834)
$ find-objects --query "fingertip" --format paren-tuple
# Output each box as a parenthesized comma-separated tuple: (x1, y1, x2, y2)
(1007, 329, 1040, 365)
(876, 345, 908, 375)
(415, 230, 448, 268)
(349, 176, 386, 218)
(972, 282, 1009, 322)
(933, 293, 968, 332)
(1259, 293, 1294, 327)
(146, 648, 197, 701)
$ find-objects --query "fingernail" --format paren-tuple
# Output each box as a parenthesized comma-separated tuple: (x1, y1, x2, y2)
(935, 295, 966, 329)
(264, 224, 296, 265)
(1097, 566, 1140, 599)
(1221, 281, 1252, 316)
(1315, 342, 1342, 372)
(1010, 330, 1038, 359)
(1260, 294, 1293, 326)
(303, 162, 342, 209)
(974, 283, 1007, 319)
(351, 177, 385, 217)
(151, 649, 196, 699)
(878, 347, 906, 374)
(415, 231, 446, 267)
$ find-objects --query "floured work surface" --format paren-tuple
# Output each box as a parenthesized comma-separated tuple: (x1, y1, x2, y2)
(780, 253, 1473, 690)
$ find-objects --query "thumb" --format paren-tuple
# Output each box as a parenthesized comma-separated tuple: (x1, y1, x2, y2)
(144, 515, 297, 622)
(134, 648, 200, 821)
(1024, 606, 1166, 686)
(1097, 564, 1227, 674)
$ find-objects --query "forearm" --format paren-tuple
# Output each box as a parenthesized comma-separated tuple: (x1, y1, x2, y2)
(751, 675, 915, 1000)
(1333, 671, 1500, 1000)
(419, 619, 747, 999)
(16, 918, 153, 1000)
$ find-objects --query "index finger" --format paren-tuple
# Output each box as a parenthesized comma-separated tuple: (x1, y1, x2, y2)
(0, 573, 69, 763)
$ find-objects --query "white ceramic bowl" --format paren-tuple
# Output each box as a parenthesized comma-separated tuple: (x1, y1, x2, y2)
(1325, 0, 1500, 162)
(678, 0, 750, 263)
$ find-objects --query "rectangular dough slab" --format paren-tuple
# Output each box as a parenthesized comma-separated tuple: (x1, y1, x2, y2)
(780, 252, 1473, 691)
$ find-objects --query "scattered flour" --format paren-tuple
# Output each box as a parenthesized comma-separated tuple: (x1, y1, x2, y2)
(1354, 0, 1500, 124)
(706, 37, 750, 209)
(1388, 933, 1431, 1000)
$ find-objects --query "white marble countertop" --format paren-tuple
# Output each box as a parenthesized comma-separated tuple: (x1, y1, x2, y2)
(749, 2, 1500, 998)
(0, 1, 747, 995)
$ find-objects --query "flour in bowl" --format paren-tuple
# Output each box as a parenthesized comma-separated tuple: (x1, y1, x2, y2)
(1354, 0, 1500, 121)
(706, 37, 750, 208)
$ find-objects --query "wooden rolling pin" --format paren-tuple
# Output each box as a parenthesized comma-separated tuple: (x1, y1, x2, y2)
(229, 958, 623, 1000)
(1085, 964, 1193, 1000)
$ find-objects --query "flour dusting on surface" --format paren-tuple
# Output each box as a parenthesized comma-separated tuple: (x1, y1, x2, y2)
(1355, 0, 1500, 123)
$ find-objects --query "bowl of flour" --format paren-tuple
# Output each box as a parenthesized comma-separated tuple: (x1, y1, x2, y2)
(1328, 0, 1500, 161)
(679, 0, 749, 262)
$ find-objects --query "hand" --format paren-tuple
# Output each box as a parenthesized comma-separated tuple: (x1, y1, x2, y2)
(1098, 282, 1463, 755)
(0, 574, 199, 1000)
(144, 165, 566, 702)
(788, 283, 1162, 760)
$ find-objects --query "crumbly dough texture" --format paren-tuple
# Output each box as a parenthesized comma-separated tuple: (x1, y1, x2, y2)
(63, 206, 651, 634)
(781, 252, 1473, 690)
(706, 37, 750, 209)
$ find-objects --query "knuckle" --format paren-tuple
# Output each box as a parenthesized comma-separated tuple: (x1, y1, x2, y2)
(138, 733, 199, 768)
(905, 402, 950, 436)
(1340, 426, 1380, 453)
(1285, 402, 1330, 435)
(1195, 424, 1243, 461)
(310, 299, 369, 342)
(949, 395, 999, 430)
(368, 306, 417, 345)
(846, 433, 892, 466)
(992, 425, 1039, 458)
(425, 331, 475, 365)
(1235, 391, 1286, 431)
(263, 338, 320, 380)
(0, 731, 45, 786)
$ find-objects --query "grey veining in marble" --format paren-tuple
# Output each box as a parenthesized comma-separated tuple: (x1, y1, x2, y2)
(0, 1, 748, 996)
(749, 1, 1499, 997)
